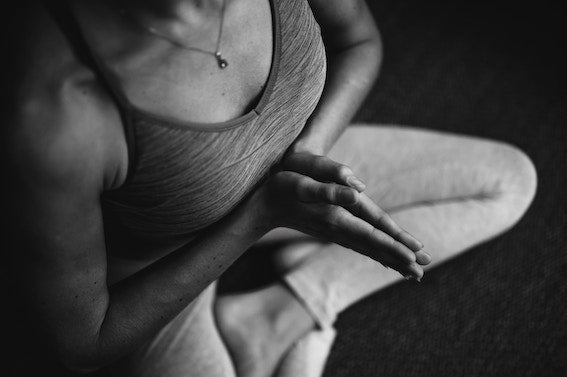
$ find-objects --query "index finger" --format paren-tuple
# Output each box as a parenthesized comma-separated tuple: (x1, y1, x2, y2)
(348, 193, 424, 252)
(283, 153, 366, 192)
(327, 208, 423, 278)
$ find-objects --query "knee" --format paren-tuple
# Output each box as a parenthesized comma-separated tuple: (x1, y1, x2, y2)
(492, 142, 538, 225)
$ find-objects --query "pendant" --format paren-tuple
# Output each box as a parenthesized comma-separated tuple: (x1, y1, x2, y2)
(215, 52, 228, 69)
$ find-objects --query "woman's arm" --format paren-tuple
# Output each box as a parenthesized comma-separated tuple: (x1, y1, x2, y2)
(5, 97, 424, 374)
(291, 0, 382, 155)
(3, 2, 414, 369)
(4, 91, 272, 372)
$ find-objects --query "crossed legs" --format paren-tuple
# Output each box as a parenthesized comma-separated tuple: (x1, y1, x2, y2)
(116, 124, 537, 377)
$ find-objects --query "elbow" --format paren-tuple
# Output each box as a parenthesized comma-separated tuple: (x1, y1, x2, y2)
(342, 35, 383, 90)
(365, 27, 383, 79)
(367, 34, 383, 80)
(335, 31, 383, 84)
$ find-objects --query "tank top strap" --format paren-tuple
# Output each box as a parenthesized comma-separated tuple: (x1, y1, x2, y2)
(43, 0, 137, 185)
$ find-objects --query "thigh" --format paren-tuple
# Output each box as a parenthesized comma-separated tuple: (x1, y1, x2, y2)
(265, 124, 535, 266)
(329, 124, 531, 211)
(264, 124, 529, 241)
(111, 282, 236, 377)
(328, 124, 536, 262)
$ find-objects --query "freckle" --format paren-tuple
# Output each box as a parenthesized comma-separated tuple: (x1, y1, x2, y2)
(217, 264, 223, 269)
(221, 92, 226, 96)
(178, 298, 183, 302)
(94, 281, 98, 285)
(74, 295, 78, 299)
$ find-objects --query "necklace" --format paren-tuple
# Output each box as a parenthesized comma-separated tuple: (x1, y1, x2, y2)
(121, 0, 228, 69)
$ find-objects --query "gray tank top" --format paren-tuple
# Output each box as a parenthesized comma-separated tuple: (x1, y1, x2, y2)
(65, 0, 327, 238)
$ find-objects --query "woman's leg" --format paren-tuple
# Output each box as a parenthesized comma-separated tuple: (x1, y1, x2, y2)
(216, 124, 537, 377)
(215, 124, 538, 376)
(111, 282, 237, 377)
(279, 124, 538, 327)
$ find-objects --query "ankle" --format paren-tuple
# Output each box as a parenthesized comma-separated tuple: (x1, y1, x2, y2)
(262, 284, 316, 340)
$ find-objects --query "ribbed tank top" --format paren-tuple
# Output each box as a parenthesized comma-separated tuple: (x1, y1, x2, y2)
(50, 0, 327, 239)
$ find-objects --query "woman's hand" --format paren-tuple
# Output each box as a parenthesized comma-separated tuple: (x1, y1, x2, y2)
(282, 151, 367, 192)
(256, 154, 431, 280)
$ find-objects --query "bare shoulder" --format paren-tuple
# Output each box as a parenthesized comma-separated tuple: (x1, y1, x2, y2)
(2, 0, 127, 193)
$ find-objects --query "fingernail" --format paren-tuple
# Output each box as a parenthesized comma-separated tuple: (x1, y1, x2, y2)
(407, 263, 424, 281)
(346, 176, 366, 192)
(415, 250, 432, 265)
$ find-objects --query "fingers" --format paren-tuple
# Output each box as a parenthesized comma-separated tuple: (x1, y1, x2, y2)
(282, 154, 425, 255)
(283, 153, 366, 192)
(325, 207, 424, 280)
(348, 194, 427, 256)
(294, 175, 359, 206)
(415, 250, 432, 265)
(273, 171, 430, 270)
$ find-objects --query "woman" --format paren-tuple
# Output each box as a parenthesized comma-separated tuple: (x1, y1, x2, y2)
(3, 0, 537, 376)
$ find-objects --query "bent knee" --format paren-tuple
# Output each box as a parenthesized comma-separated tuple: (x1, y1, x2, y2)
(497, 142, 537, 202)
(489, 141, 537, 226)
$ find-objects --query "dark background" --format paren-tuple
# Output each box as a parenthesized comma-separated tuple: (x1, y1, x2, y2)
(4, 0, 566, 376)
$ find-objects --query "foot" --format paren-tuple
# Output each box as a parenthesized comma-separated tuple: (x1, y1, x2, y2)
(215, 284, 316, 377)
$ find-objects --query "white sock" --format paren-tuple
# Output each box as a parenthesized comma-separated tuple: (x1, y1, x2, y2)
(274, 326, 337, 377)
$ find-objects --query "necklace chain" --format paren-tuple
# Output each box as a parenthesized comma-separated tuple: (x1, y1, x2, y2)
(121, 0, 228, 69)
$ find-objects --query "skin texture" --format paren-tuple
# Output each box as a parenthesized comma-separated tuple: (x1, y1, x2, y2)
(3, 0, 429, 373)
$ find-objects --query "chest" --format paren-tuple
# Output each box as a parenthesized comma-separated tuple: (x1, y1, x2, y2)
(117, 0, 275, 125)
(76, 0, 274, 125)
(102, 0, 327, 243)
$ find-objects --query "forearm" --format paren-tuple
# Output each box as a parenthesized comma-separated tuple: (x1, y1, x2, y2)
(74, 198, 270, 371)
(291, 35, 382, 155)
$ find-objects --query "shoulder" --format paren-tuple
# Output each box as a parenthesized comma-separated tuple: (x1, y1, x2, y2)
(1, 1, 128, 193)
